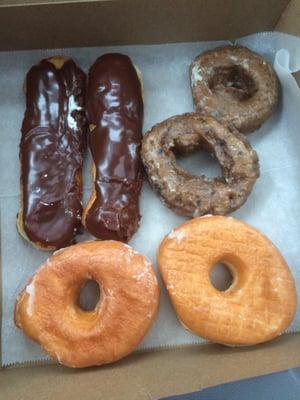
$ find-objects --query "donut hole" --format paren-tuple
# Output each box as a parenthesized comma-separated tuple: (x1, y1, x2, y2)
(174, 146, 221, 178)
(209, 262, 234, 291)
(78, 279, 101, 311)
(208, 65, 257, 101)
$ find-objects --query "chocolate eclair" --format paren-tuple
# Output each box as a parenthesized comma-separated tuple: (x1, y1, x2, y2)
(82, 53, 144, 242)
(18, 56, 87, 250)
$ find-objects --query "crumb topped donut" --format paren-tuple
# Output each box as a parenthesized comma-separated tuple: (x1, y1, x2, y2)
(15, 241, 159, 368)
(190, 46, 280, 133)
(141, 113, 259, 217)
(158, 216, 297, 346)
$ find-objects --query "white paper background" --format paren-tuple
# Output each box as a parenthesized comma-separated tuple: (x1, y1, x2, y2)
(1, 32, 300, 366)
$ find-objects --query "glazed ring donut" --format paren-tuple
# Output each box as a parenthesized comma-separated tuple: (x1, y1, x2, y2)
(158, 216, 297, 346)
(15, 241, 159, 368)
(190, 46, 280, 133)
(141, 113, 259, 217)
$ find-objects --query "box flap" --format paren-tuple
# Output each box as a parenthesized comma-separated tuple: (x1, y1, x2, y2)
(1, 334, 300, 399)
(0, 0, 289, 50)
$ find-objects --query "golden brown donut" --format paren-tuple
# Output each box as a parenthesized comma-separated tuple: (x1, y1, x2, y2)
(190, 46, 280, 133)
(15, 241, 160, 368)
(158, 216, 297, 346)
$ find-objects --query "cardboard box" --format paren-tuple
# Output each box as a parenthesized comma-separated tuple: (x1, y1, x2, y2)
(0, 1, 299, 398)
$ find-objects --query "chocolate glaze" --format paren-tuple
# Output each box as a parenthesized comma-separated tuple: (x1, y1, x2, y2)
(20, 58, 87, 249)
(85, 53, 144, 242)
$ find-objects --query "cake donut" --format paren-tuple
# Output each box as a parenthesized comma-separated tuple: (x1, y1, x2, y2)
(15, 241, 160, 368)
(82, 53, 144, 242)
(141, 113, 259, 217)
(190, 46, 280, 133)
(158, 216, 297, 346)
(18, 56, 87, 251)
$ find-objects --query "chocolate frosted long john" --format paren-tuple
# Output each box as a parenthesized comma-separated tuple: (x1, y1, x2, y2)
(18, 57, 87, 250)
(83, 54, 144, 242)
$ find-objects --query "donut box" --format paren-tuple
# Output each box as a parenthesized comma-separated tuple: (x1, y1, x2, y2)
(1, 0, 300, 399)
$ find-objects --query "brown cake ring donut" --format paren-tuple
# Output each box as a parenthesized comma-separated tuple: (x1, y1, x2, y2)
(190, 46, 280, 133)
(15, 241, 160, 368)
(141, 113, 259, 217)
(18, 56, 87, 251)
(158, 216, 297, 346)
(82, 53, 144, 243)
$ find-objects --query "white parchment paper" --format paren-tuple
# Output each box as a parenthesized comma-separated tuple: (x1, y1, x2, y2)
(1, 32, 300, 366)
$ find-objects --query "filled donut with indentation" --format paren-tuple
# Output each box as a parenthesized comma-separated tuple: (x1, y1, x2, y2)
(158, 216, 297, 346)
(141, 113, 259, 217)
(14, 241, 160, 368)
(190, 46, 280, 133)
